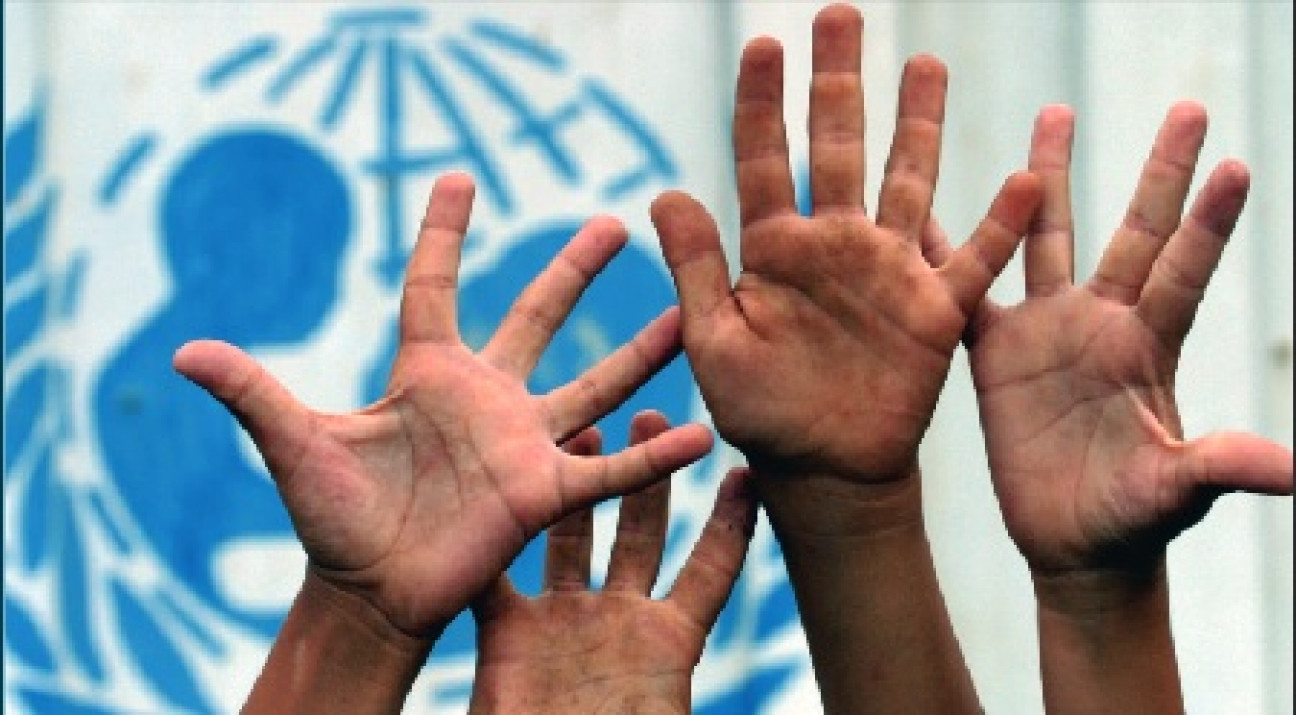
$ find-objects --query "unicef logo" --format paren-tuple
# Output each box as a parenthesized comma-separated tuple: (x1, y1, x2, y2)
(4, 7, 806, 713)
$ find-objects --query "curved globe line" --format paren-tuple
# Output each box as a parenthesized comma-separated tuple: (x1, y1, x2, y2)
(4, 188, 53, 283)
(469, 19, 566, 72)
(319, 40, 370, 130)
(98, 133, 157, 206)
(266, 34, 339, 103)
(202, 36, 278, 92)
(331, 7, 426, 30)
(582, 80, 677, 201)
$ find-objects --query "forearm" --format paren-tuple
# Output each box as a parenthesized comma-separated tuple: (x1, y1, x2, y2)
(1033, 563, 1183, 714)
(754, 469, 980, 714)
(244, 570, 435, 715)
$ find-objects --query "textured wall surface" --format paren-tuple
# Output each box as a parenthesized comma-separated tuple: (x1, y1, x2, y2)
(4, 2, 1291, 713)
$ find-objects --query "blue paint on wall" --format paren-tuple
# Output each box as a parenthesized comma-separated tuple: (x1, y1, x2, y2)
(92, 129, 351, 640)
(202, 36, 278, 91)
(5, 10, 808, 711)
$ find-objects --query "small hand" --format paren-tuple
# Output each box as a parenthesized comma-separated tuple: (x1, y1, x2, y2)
(469, 411, 757, 714)
(652, 4, 1041, 485)
(173, 173, 713, 645)
(923, 104, 1293, 576)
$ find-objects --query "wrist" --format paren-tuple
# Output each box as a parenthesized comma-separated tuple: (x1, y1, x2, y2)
(243, 571, 436, 714)
(751, 465, 982, 714)
(750, 463, 925, 542)
(470, 666, 690, 714)
(1031, 559, 1170, 620)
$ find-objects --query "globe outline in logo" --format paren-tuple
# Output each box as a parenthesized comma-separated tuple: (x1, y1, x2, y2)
(3, 7, 808, 713)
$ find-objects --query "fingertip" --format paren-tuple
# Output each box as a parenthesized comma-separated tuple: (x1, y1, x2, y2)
(671, 423, 716, 463)
(1190, 431, 1294, 496)
(650, 190, 696, 223)
(904, 52, 948, 83)
(689, 421, 717, 449)
(426, 173, 477, 217)
(743, 34, 784, 60)
(994, 170, 1045, 229)
(1211, 158, 1251, 190)
(629, 410, 671, 444)
(815, 3, 862, 33)
(702, 468, 758, 549)
(419, 172, 476, 236)
(172, 339, 209, 376)
(432, 170, 476, 194)
(563, 426, 603, 457)
(1034, 104, 1076, 141)
(650, 191, 719, 244)
(172, 339, 236, 384)
(1037, 103, 1075, 123)
(569, 214, 630, 275)
(1192, 161, 1251, 236)
(584, 213, 629, 246)
(640, 305, 684, 356)
(1012, 170, 1045, 210)
(1166, 99, 1208, 129)
(1010, 168, 1045, 194)
(657, 303, 682, 327)
(718, 466, 755, 502)
(738, 36, 785, 105)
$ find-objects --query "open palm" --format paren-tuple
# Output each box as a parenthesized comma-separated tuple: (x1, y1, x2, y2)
(173, 173, 712, 640)
(652, 7, 1040, 483)
(926, 105, 1293, 574)
(470, 413, 756, 713)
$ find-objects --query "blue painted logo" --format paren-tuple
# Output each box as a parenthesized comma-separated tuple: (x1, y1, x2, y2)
(3, 8, 805, 713)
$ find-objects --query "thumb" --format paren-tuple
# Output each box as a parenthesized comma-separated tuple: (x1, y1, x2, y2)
(939, 171, 1041, 317)
(650, 190, 731, 327)
(1178, 431, 1293, 496)
(173, 339, 313, 479)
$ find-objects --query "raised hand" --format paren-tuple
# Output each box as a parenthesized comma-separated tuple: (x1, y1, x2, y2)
(924, 103, 1293, 577)
(175, 172, 713, 711)
(922, 103, 1292, 714)
(469, 411, 757, 714)
(651, 4, 1040, 487)
(649, 5, 1038, 712)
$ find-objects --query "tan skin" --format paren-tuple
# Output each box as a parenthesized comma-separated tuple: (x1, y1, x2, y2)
(653, 10, 1039, 487)
(175, 173, 714, 713)
(924, 103, 1294, 713)
(651, 4, 1041, 712)
(469, 412, 757, 714)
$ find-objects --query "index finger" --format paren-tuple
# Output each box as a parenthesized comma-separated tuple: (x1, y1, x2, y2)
(874, 54, 947, 239)
(666, 467, 758, 629)
(1024, 104, 1076, 297)
(734, 36, 797, 228)
(1089, 102, 1208, 304)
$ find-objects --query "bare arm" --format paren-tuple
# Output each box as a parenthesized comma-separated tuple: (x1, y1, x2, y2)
(651, 5, 1041, 712)
(176, 173, 714, 713)
(469, 413, 757, 714)
(923, 103, 1293, 713)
